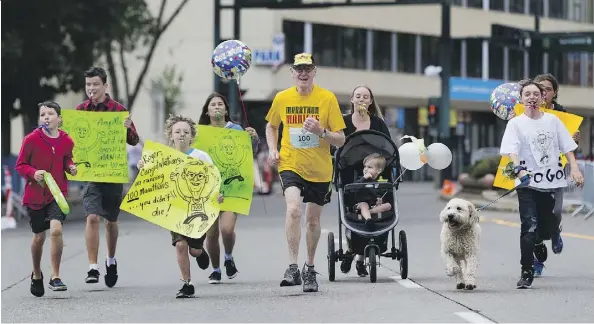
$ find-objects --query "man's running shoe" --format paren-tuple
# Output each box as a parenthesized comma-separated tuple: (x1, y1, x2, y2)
(85, 269, 100, 284)
(224, 259, 238, 279)
(355, 261, 368, 277)
(302, 265, 319, 293)
(516, 269, 534, 289)
(176, 282, 195, 298)
(280, 264, 301, 287)
(104, 261, 118, 288)
(208, 271, 222, 284)
(48, 278, 67, 291)
(30, 272, 44, 297)
(552, 226, 563, 254)
(196, 251, 210, 270)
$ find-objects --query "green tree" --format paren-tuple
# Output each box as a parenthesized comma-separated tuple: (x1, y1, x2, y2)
(105, 0, 190, 111)
(152, 65, 185, 117)
(1, 0, 189, 156)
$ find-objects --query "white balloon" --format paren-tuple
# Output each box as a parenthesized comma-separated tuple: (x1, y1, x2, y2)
(426, 143, 452, 170)
(398, 142, 425, 170)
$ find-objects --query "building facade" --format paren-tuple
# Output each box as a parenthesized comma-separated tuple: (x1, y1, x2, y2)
(10, 0, 594, 162)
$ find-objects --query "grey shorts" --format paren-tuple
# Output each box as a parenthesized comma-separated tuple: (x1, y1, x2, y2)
(83, 182, 123, 222)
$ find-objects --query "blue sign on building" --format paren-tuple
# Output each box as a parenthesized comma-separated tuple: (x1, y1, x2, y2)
(449, 77, 504, 102)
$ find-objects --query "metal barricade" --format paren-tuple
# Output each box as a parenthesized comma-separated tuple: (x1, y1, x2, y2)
(563, 161, 594, 220)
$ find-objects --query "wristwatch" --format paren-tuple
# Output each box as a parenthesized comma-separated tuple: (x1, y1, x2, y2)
(320, 129, 327, 138)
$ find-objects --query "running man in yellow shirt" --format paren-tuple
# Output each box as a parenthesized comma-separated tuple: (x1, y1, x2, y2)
(265, 53, 346, 292)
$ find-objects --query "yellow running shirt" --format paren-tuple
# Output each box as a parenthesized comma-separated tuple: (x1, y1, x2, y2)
(265, 85, 346, 183)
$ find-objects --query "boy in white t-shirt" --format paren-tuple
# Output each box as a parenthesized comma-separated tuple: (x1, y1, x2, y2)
(500, 79, 584, 289)
(137, 114, 224, 298)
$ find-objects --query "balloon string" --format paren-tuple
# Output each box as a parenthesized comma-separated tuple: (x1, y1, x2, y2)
(236, 82, 267, 215)
(381, 167, 407, 200)
(237, 83, 250, 128)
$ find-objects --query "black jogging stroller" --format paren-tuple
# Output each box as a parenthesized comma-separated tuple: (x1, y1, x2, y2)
(327, 130, 408, 283)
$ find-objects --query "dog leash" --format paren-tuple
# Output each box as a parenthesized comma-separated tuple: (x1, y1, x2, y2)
(477, 175, 531, 211)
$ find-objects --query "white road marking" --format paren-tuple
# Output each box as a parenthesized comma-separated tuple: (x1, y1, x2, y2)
(390, 276, 422, 288)
(454, 311, 494, 323)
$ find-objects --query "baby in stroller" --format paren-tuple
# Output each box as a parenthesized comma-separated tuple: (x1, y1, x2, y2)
(353, 153, 393, 228)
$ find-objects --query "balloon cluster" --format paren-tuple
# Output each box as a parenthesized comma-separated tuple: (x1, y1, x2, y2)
(211, 40, 252, 82)
(490, 82, 521, 120)
(398, 136, 452, 171)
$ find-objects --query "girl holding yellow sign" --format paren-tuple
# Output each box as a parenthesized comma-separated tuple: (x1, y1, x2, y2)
(198, 93, 260, 284)
(500, 80, 583, 289)
(15, 101, 77, 297)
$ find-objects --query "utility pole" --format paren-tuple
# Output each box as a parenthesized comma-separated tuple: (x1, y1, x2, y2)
(438, 0, 453, 185)
(229, 3, 242, 122)
(529, 0, 543, 78)
(213, 0, 221, 94)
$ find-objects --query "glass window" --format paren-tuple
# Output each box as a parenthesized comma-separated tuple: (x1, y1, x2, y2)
(341, 27, 367, 69)
(421, 35, 440, 71)
(466, 39, 483, 78)
(530, 0, 544, 15)
(373, 30, 392, 71)
(548, 0, 567, 19)
(452, 39, 462, 77)
(282, 20, 304, 64)
(489, 0, 504, 11)
(546, 52, 565, 83)
(312, 24, 341, 67)
(568, 0, 584, 22)
(489, 45, 504, 80)
(547, 52, 583, 86)
(467, 0, 483, 8)
(586, 53, 594, 86)
(565, 52, 583, 85)
(510, 0, 525, 14)
(451, 0, 462, 5)
(508, 48, 525, 81)
(397, 33, 416, 73)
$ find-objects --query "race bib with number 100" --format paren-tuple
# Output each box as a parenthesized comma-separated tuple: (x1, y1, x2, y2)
(289, 127, 320, 149)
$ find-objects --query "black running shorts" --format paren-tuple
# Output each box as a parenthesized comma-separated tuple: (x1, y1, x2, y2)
(27, 200, 66, 234)
(279, 170, 332, 206)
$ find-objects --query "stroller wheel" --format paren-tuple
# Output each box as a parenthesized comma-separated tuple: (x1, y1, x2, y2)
(368, 248, 377, 283)
(399, 230, 408, 279)
(327, 232, 336, 282)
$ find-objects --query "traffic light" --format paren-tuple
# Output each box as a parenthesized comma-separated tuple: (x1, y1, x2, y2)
(428, 104, 437, 128)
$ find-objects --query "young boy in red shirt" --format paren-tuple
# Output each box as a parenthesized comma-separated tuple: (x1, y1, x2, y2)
(15, 101, 77, 297)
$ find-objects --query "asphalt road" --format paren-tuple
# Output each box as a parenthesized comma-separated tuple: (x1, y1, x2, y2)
(2, 183, 593, 323)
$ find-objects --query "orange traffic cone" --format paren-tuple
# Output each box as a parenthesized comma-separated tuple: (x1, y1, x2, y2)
(440, 179, 456, 198)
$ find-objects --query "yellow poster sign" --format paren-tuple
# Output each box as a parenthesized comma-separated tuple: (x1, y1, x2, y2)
(193, 125, 254, 215)
(120, 141, 222, 239)
(61, 110, 129, 183)
(493, 104, 583, 190)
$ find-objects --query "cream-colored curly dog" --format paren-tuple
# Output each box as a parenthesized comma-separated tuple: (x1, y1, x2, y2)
(439, 198, 481, 290)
